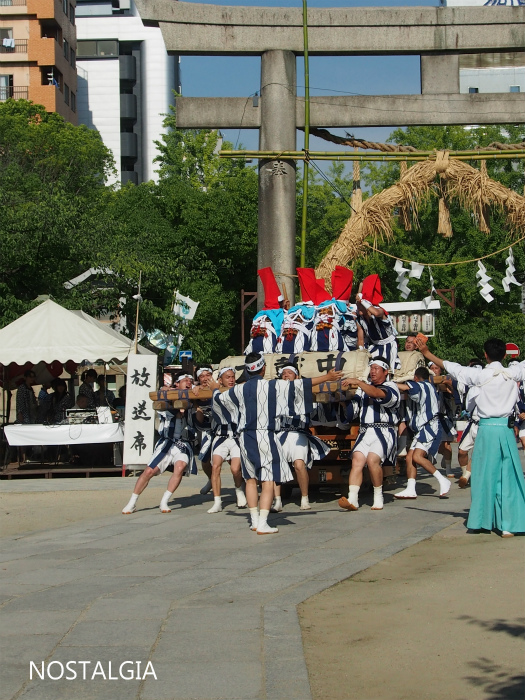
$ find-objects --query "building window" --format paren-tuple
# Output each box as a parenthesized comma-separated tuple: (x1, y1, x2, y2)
(63, 39, 69, 61)
(64, 83, 69, 106)
(509, 85, 521, 93)
(77, 40, 118, 58)
(69, 3, 75, 24)
(0, 74, 14, 101)
(63, 0, 68, 15)
(468, 87, 479, 94)
(70, 48, 75, 69)
(71, 91, 76, 112)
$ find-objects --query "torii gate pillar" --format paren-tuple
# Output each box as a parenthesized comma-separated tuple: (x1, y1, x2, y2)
(257, 50, 297, 309)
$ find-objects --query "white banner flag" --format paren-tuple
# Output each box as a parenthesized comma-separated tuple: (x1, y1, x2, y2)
(123, 353, 158, 467)
(173, 292, 199, 321)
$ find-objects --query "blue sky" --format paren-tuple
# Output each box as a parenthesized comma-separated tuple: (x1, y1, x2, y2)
(179, 0, 441, 155)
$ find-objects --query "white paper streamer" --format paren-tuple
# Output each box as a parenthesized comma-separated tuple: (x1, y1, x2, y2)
(476, 261, 494, 303)
(422, 267, 436, 309)
(409, 261, 424, 279)
(394, 259, 411, 299)
(502, 248, 520, 292)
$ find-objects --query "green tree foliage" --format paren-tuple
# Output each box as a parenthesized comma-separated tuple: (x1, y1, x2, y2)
(299, 124, 525, 363)
(0, 100, 115, 324)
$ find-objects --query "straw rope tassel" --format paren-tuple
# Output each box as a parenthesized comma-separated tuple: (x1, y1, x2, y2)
(478, 160, 490, 234)
(398, 161, 412, 231)
(437, 195, 453, 237)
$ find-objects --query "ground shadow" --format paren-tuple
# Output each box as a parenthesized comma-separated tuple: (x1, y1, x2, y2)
(464, 657, 525, 700)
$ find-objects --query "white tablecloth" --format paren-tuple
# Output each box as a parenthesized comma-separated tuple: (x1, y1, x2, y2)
(4, 423, 125, 446)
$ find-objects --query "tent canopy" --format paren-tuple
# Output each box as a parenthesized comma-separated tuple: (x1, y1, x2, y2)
(0, 299, 154, 365)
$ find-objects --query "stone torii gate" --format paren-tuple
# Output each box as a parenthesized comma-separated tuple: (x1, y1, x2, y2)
(135, 0, 525, 306)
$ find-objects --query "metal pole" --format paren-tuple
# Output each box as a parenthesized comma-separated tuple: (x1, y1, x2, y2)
(133, 271, 142, 355)
(300, 0, 310, 269)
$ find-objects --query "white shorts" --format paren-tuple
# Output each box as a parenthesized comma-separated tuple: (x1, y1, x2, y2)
(353, 430, 393, 463)
(458, 423, 478, 453)
(518, 421, 525, 439)
(212, 437, 240, 461)
(154, 445, 189, 474)
(281, 431, 309, 465)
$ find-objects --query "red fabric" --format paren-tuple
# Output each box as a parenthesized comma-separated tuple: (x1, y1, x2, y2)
(258, 267, 282, 310)
(361, 274, 383, 306)
(331, 266, 353, 301)
(297, 268, 331, 305)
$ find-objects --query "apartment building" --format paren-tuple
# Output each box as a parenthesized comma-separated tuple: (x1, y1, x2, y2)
(0, 0, 77, 123)
(443, 0, 524, 94)
(76, 0, 180, 185)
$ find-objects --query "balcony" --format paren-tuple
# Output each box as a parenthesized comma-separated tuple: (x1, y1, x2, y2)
(119, 55, 135, 82)
(121, 132, 137, 159)
(0, 85, 28, 100)
(0, 39, 28, 54)
(120, 93, 136, 120)
(0, 0, 27, 6)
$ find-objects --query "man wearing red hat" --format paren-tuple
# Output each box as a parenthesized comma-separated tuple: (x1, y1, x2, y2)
(356, 274, 400, 370)
(245, 267, 286, 355)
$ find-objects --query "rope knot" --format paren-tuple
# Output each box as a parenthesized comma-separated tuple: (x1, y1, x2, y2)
(435, 150, 449, 173)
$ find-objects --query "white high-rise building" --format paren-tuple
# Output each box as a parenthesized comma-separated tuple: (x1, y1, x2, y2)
(76, 0, 180, 185)
(443, 0, 524, 96)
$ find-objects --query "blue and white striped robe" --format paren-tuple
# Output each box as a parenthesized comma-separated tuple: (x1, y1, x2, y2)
(436, 383, 457, 440)
(341, 311, 359, 351)
(212, 376, 314, 482)
(310, 302, 345, 352)
(149, 409, 198, 475)
(357, 311, 400, 370)
(199, 395, 239, 463)
(405, 380, 442, 456)
(346, 381, 401, 464)
(458, 386, 480, 451)
(277, 413, 330, 469)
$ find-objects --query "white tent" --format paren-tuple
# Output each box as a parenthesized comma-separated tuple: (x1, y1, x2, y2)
(0, 299, 153, 366)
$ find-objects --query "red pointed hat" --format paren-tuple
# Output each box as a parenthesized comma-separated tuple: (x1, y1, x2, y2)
(361, 274, 383, 306)
(331, 266, 354, 302)
(258, 267, 283, 310)
(297, 268, 330, 305)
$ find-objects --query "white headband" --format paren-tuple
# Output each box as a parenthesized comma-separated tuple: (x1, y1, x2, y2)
(279, 365, 298, 377)
(369, 359, 390, 371)
(196, 367, 213, 378)
(218, 366, 235, 378)
(245, 356, 265, 372)
(176, 373, 193, 383)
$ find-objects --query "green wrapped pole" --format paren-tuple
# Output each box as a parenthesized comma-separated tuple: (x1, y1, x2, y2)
(300, 0, 310, 269)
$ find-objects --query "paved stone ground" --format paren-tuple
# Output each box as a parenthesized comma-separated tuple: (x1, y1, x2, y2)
(1, 451, 522, 700)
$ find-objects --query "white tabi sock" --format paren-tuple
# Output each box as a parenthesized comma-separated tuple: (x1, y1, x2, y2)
(372, 486, 384, 510)
(122, 493, 139, 514)
(249, 507, 259, 531)
(434, 470, 451, 496)
(257, 509, 278, 534)
(207, 496, 222, 514)
(464, 470, 471, 482)
(271, 497, 283, 513)
(406, 478, 417, 495)
(300, 496, 311, 510)
(348, 485, 360, 507)
(160, 490, 173, 512)
(235, 487, 247, 508)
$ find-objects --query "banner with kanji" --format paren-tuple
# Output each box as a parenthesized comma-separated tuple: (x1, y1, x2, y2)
(123, 353, 158, 467)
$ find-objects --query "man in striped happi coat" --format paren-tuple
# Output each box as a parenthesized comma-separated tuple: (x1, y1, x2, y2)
(122, 372, 199, 515)
(272, 363, 331, 512)
(429, 361, 458, 478)
(394, 367, 451, 500)
(209, 353, 342, 535)
(457, 382, 481, 489)
(338, 358, 400, 512)
(200, 367, 247, 513)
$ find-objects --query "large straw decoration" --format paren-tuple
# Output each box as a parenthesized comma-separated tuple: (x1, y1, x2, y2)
(398, 161, 412, 231)
(316, 155, 525, 289)
(351, 148, 362, 214)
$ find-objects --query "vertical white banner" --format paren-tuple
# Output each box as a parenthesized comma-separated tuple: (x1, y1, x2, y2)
(123, 353, 158, 467)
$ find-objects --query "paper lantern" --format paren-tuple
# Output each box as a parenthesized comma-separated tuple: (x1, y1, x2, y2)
(409, 314, 422, 333)
(396, 314, 410, 335)
(421, 313, 434, 335)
